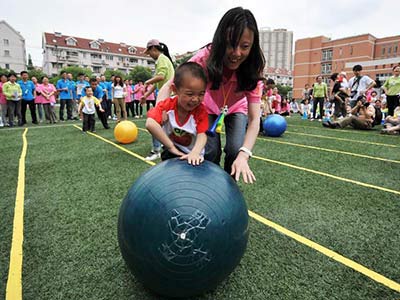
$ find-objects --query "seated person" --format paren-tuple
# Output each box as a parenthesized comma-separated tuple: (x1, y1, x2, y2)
(146, 62, 208, 165)
(381, 106, 400, 134)
(280, 98, 291, 116)
(323, 95, 376, 130)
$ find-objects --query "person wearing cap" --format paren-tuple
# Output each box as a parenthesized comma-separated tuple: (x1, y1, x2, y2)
(142, 39, 175, 161)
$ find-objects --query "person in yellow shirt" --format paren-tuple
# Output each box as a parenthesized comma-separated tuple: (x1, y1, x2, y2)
(2, 73, 22, 127)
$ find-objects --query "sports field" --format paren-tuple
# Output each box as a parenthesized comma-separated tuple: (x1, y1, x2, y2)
(1, 116, 399, 300)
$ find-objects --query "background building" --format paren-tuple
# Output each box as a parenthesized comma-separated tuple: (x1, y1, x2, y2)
(293, 34, 400, 98)
(0, 20, 27, 72)
(264, 67, 293, 86)
(42, 32, 154, 76)
(260, 27, 293, 70)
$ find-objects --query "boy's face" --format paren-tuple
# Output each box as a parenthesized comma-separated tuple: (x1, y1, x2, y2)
(173, 75, 206, 113)
(86, 88, 93, 97)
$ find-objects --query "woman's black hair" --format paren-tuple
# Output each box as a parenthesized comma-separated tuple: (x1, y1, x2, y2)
(206, 7, 265, 91)
(153, 43, 173, 63)
(113, 75, 124, 87)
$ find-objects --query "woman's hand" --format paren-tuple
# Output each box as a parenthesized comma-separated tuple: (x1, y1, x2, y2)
(231, 152, 256, 184)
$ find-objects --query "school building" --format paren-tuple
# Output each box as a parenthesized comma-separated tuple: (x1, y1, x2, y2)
(42, 32, 154, 77)
(293, 34, 400, 98)
(0, 20, 27, 73)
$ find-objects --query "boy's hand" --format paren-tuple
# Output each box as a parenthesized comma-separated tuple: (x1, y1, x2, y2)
(100, 108, 105, 112)
(180, 151, 204, 166)
(168, 145, 185, 158)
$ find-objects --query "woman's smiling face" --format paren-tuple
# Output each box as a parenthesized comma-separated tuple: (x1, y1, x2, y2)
(223, 27, 254, 70)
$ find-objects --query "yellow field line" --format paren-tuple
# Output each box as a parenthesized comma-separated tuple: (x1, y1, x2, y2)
(74, 126, 400, 292)
(285, 131, 399, 148)
(253, 155, 400, 195)
(6, 128, 28, 300)
(248, 211, 400, 292)
(258, 137, 400, 164)
(139, 127, 400, 194)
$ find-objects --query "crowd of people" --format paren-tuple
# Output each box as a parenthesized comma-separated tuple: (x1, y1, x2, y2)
(1, 7, 398, 186)
(0, 70, 157, 128)
(258, 64, 400, 135)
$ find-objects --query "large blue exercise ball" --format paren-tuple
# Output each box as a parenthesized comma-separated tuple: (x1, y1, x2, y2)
(263, 114, 287, 137)
(118, 159, 249, 298)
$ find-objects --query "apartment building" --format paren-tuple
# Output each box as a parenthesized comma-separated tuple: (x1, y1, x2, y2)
(0, 20, 27, 73)
(42, 32, 154, 76)
(293, 34, 400, 98)
(264, 67, 293, 86)
(260, 28, 293, 70)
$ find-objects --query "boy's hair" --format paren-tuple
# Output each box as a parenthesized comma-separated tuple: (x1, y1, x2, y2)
(60, 71, 67, 75)
(20, 70, 28, 76)
(84, 86, 92, 92)
(89, 78, 97, 84)
(78, 73, 84, 77)
(8, 72, 17, 78)
(353, 65, 362, 72)
(174, 62, 207, 89)
(266, 78, 275, 85)
(206, 7, 265, 92)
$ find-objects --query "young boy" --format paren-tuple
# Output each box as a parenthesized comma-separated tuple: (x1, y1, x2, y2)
(78, 87, 104, 133)
(146, 62, 208, 166)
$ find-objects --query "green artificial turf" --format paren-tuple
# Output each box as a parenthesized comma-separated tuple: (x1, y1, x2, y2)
(0, 115, 399, 300)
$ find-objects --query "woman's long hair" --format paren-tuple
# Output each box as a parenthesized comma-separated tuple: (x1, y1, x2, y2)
(207, 7, 265, 91)
(153, 43, 173, 64)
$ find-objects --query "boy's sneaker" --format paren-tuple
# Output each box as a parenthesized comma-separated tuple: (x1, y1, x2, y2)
(145, 151, 161, 161)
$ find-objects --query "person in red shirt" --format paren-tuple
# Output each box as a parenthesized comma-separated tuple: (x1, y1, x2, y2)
(146, 62, 208, 166)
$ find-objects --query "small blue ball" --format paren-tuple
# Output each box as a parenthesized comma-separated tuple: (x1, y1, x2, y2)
(263, 114, 287, 137)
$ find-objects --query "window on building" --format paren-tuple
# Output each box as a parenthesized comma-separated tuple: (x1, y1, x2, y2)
(91, 53, 102, 59)
(4, 50, 10, 57)
(129, 58, 138, 63)
(394, 45, 398, 53)
(321, 63, 332, 75)
(322, 49, 333, 61)
(388, 47, 392, 55)
(5, 63, 10, 69)
(82, 52, 87, 58)
(381, 47, 385, 56)
(3, 39, 9, 45)
(90, 41, 100, 49)
(350, 46, 353, 55)
(66, 38, 76, 46)
(128, 47, 136, 54)
(93, 66, 102, 73)
(118, 57, 123, 62)
(106, 55, 113, 60)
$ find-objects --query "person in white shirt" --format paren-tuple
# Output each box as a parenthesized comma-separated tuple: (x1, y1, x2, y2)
(348, 65, 375, 108)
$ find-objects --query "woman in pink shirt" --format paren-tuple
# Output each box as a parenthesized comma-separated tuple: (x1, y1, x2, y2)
(271, 87, 282, 114)
(145, 83, 155, 113)
(124, 79, 134, 118)
(159, 7, 265, 183)
(32, 76, 44, 123)
(133, 81, 144, 118)
(38, 76, 57, 124)
(0, 74, 8, 126)
(279, 97, 291, 117)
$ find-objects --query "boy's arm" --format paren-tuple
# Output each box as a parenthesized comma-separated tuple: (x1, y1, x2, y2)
(180, 133, 207, 165)
(145, 118, 184, 156)
(78, 101, 83, 113)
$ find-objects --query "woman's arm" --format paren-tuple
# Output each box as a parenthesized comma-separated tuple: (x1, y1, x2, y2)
(231, 102, 260, 184)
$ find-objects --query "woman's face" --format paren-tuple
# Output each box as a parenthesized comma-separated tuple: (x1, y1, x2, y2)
(43, 77, 49, 84)
(223, 27, 254, 70)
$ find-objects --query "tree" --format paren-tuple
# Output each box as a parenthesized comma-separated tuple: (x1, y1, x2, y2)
(27, 54, 34, 71)
(276, 84, 292, 98)
(28, 69, 47, 81)
(104, 69, 126, 81)
(128, 66, 152, 83)
(0, 67, 13, 76)
(59, 66, 92, 79)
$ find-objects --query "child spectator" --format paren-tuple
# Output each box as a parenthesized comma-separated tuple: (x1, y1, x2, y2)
(78, 87, 104, 133)
(300, 99, 311, 118)
(280, 97, 291, 116)
(146, 62, 208, 165)
(290, 98, 300, 115)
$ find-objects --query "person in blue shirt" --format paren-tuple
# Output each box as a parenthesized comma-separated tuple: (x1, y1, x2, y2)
(56, 71, 73, 121)
(99, 75, 111, 120)
(106, 75, 114, 119)
(18, 71, 38, 125)
(81, 78, 110, 129)
(67, 72, 79, 120)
